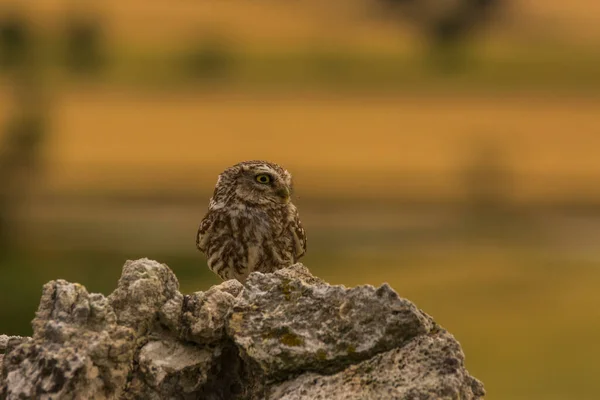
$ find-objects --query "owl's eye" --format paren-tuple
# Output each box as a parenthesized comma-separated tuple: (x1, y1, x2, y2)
(255, 174, 271, 184)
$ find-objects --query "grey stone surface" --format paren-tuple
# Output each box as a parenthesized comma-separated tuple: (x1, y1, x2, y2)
(268, 331, 485, 400)
(108, 258, 180, 335)
(1, 280, 135, 400)
(0, 335, 30, 384)
(137, 338, 217, 396)
(160, 279, 244, 345)
(0, 335, 29, 356)
(0, 259, 485, 400)
(228, 264, 433, 379)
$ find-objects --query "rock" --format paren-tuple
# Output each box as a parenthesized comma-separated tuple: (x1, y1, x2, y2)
(1, 336, 27, 382)
(125, 341, 245, 400)
(136, 338, 218, 397)
(0, 259, 485, 400)
(1, 280, 135, 400)
(0, 335, 29, 354)
(0, 336, 30, 382)
(108, 258, 180, 335)
(268, 331, 485, 399)
(187, 281, 244, 338)
(228, 264, 433, 379)
(160, 279, 244, 345)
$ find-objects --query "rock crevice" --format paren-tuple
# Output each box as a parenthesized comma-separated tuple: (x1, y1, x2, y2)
(0, 258, 485, 399)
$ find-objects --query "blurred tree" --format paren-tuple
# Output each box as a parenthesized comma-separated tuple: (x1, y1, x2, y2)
(0, 28, 47, 258)
(183, 35, 235, 82)
(378, 0, 503, 71)
(310, 48, 353, 83)
(0, 11, 31, 70)
(459, 140, 514, 235)
(63, 14, 105, 75)
(0, 113, 46, 253)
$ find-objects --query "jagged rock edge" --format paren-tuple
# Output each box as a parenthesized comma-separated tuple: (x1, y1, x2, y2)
(0, 259, 485, 400)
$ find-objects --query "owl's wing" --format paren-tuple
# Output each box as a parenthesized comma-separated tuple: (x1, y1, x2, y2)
(196, 212, 216, 253)
(291, 210, 307, 260)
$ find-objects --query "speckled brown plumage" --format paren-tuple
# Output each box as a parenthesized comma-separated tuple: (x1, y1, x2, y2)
(196, 160, 306, 282)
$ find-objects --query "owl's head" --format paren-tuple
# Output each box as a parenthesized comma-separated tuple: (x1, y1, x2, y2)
(211, 160, 294, 206)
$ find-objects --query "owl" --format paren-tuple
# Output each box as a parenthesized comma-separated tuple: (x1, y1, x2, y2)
(196, 160, 307, 282)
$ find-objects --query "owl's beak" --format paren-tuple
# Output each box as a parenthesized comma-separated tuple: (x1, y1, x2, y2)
(276, 186, 291, 202)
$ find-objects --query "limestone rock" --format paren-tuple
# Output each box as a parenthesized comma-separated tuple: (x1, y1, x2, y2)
(0, 259, 485, 400)
(108, 258, 180, 335)
(160, 279, 244, 345)
(0, 335, 30, 381)
(228, 264, 433, 379)
(0, 335, 29, 354)
(1, 280, 135, 400)
(185, 280, 244, 341)
(136, 338, 217, 397)
(268, 331, 485, 399)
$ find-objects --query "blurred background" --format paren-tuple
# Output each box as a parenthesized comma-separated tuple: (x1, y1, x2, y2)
(0, 0, 599, 398)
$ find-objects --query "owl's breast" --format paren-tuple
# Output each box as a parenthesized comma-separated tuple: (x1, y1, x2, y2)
(202, 204, 297, 281)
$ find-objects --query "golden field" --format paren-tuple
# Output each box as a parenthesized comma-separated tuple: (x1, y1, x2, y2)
(9, 0, 600, 47)
(0, 89, 599, 201)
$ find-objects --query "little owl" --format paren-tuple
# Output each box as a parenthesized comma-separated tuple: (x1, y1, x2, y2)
(196, 160, 306, 282)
